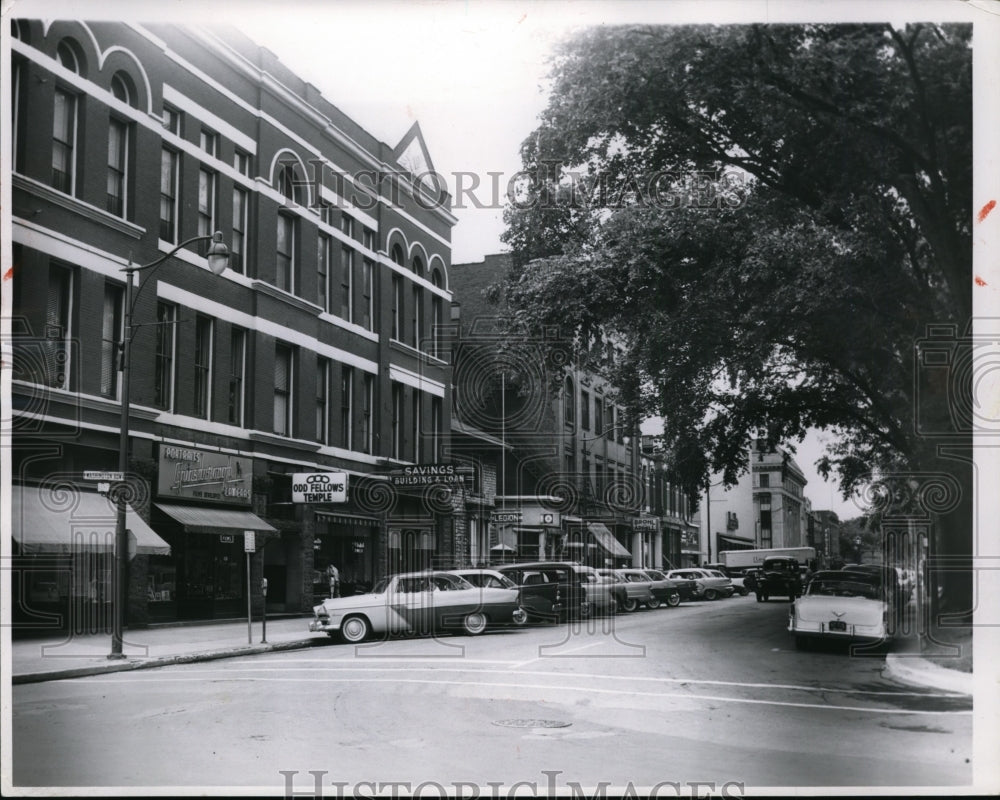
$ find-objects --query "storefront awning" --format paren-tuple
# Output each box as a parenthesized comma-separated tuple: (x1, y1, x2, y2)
(588, 522, 631, 558)
(718, 534, 755, 550)
(13, 485, 171, 556)
(155, 503, 277, 534)
(315, 511, 380, 528)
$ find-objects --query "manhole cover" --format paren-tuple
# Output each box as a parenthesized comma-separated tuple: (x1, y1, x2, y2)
(492, 719, 572, 729)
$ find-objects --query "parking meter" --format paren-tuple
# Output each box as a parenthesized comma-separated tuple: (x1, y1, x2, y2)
(260, 578, 268, 643)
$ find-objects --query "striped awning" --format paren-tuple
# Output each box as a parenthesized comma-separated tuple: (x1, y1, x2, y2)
(588, 522, 631, 558)
(13, 485, 171, 556)
(155, 503, 276, 534)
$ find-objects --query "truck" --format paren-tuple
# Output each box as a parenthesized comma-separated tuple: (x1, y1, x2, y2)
(718, 547, 816, 570)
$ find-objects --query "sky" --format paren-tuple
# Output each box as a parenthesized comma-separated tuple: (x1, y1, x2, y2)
(10, 0, 993, 521)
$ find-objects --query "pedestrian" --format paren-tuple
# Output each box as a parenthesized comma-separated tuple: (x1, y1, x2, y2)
(326, 563, 340, 598)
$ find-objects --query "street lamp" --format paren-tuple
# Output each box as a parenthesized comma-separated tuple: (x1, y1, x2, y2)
(109, 232, 229, 659)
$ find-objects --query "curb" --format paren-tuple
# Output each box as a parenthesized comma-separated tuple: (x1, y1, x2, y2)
(883, 653, 973, 695)
(12, 637, 319, 685)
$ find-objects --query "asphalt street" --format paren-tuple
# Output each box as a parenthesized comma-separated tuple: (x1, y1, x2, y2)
(12, 595, 972, 793)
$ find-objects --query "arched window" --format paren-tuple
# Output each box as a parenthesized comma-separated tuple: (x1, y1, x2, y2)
(277, 161, 302, 205)
(52, 40, 83, 194)
(411, 256, 423, 276)
(56, 40, 80, 73)
(11, 19, 29, 42)
(390, 245, 405, 340)
(110, 72, 135, 107)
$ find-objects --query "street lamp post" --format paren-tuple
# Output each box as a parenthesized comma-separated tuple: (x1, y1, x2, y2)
(109, 232, 229, 659)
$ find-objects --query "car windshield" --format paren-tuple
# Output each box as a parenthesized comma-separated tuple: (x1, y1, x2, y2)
(808, 579, 879, 599)
(372, 578, 389, 594)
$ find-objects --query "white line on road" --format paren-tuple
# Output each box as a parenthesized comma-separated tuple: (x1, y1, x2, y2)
(168, 662, 960, 698)
(68, 674, 971, 715)
(509, 640, 608, 668)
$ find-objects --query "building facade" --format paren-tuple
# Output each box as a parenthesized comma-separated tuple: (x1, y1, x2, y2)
(449, 254, 684, 568)
(9, 20, 458, 631)
(700, 441, 812, 563)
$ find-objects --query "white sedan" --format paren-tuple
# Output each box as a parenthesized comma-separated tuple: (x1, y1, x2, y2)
(309, 570, 527, 642)
(788, 570, 888, 649)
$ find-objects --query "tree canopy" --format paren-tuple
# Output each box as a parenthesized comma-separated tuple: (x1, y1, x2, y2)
(494, 22, 972, 501)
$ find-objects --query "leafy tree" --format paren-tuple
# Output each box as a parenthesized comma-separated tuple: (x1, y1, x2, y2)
(493, 23, 972, 611)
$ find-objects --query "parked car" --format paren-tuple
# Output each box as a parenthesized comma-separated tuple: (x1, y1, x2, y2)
(642, 569, 684, 606)
(843, 564, 912, 605)
(703, 564, 750, 596)
(309, 570, 527, 642)
(448, 569, 529, 626)
(569, 564, 619, 616)
(617, 568, 677, 609)
(494, 561, 590, 623)
(788, 570, 890, 649)
(667, 568, 734, 600)
(755, 557, 803, 602)
(597, 568, 652, 612)
(663, 570, 705, 600)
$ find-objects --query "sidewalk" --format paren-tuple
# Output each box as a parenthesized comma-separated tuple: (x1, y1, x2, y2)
(9, 615, 321, 685)
(880, 612, 973, 696)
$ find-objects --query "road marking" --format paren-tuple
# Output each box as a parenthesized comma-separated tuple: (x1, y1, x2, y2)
(162, 663, 962, 698)
(71, 675, 971, 716)
(510, 641, 607, 668)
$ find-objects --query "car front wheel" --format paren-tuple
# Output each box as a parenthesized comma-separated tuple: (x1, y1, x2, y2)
(622, 597, 639, 613)
(666, 592, 681, 607)
(461, 612, 488, 636)
(340, 615, 370, 644)
(646, 598, 661, 610)
(704, 589, 719, 601)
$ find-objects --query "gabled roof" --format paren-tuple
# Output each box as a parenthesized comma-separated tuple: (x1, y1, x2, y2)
(393, 121, 437, 189)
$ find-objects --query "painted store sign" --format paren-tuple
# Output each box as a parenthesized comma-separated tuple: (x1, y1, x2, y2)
(156, 445, 253, 505)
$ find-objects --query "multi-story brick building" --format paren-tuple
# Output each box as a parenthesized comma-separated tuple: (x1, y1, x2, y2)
(9, 20, 459, 630)
(449, 254, 679, 568)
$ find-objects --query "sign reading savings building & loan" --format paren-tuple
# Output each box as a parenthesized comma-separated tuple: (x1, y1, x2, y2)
(387, 463, 474, 488)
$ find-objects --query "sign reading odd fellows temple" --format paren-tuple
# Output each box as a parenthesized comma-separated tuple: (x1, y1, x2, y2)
(157, 445, 253, 505)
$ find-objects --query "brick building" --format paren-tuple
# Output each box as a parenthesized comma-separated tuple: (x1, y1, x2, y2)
(9, 19, 458, 630)
(449, 254, 683, 568)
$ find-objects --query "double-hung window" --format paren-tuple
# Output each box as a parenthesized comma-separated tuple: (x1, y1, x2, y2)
(154, 303, 177, 409)
(276, 213, 295, 293)
(193, 316, 213, 419)
(361, 373, 374, 454)
(160, 148, 179, 242)
(316, 358, 330, 444)
(52, 88, 77, 194)
(198, 168, 216, 240)
(391, 383, 404, 460)
(100, 284, 123, 398)
(391, 275, 403, 340)
(340, 366, 353, 450)
(361, 258, 374, 330)
(412, 285, 423, 349)
(231, 186, 247, 274)
(317, 234, 331, 312)
(45, 265, 74, 390)
(106, 118, 128, 216)
(340, 247, 353, 321)
(274, 344, 293, 437)
(228, 328, 246, 426)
